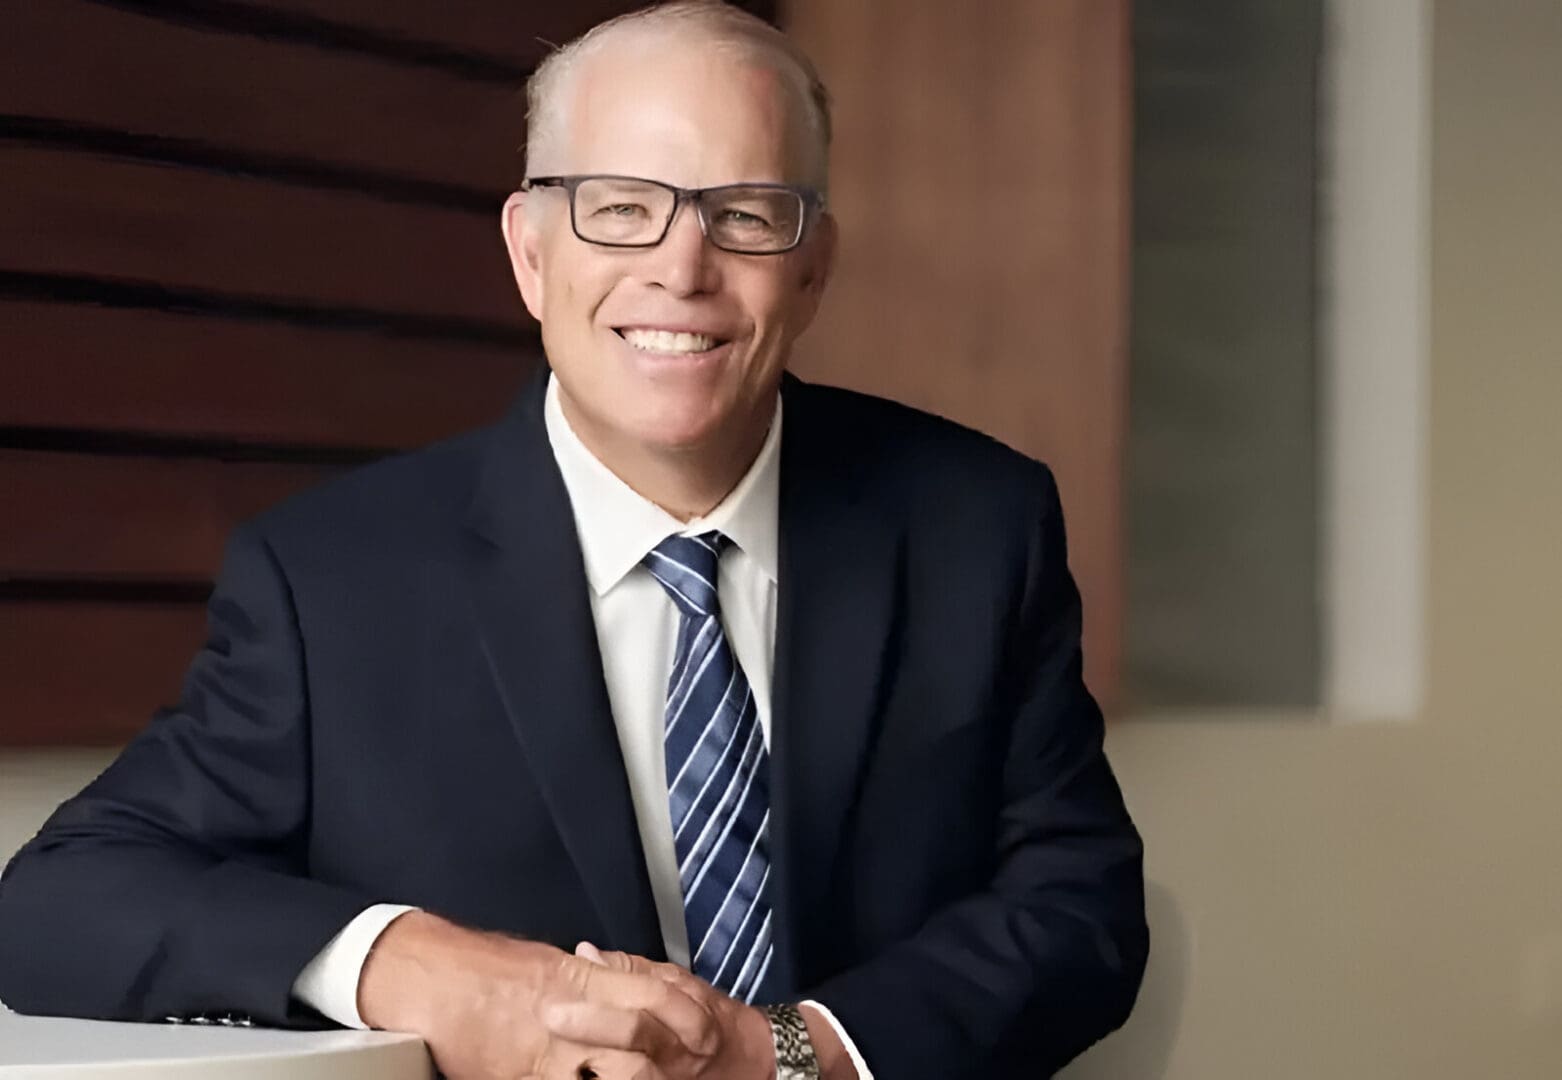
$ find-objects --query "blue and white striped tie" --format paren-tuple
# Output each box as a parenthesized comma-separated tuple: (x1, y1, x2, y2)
(643, 532, 773, 1002)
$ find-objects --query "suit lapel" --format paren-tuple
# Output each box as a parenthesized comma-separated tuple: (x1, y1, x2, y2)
(768, 377, 904, 994)
(461, 372, 665, 959)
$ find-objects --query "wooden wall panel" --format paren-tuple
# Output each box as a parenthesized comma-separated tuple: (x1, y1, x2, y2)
(2, 0, 697, 745)
(0, 604, 207, 747)
(4, 1, 528, 193)
(782, 0, 1131, 705)
(1, 301, 532, 448)
(246, 0, 778, 59)
(0, 147, 522, 326)
(0, 452, 329, 581)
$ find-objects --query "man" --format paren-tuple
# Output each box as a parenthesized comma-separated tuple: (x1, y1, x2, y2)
(0, 3, 1147, 1077)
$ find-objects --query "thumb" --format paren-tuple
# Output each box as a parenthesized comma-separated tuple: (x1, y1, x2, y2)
(591, 946, 645, 974)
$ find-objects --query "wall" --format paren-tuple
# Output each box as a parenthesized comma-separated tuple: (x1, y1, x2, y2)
(1064, 0, 1562, 1075)
(782, 0, 1131, 703)
(0, 0, 779, 747)
(4, 1, 1559, 1075)
(0, 0, 542, 745)
(1127, 0, 1323, 709)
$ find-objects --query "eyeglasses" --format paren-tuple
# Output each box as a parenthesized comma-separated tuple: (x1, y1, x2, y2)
(522, 174, 825, 255)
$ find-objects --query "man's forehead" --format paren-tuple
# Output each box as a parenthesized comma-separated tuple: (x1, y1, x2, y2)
(556, 38, 806, 184)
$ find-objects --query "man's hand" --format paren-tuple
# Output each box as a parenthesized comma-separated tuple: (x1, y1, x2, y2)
(357, 911, 666, 1080)
(560, 945, 863, 1080)
(538, 943, 776, 1080)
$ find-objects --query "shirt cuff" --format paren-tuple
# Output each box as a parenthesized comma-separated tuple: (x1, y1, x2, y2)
(799, 999, 874, 1080)
(290, 903, 419, 1028)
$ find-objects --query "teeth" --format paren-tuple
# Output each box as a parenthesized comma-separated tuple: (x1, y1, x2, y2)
(621, 328, 718, 354)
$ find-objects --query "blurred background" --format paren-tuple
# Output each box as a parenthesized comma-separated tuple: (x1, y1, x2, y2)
(1, 0, 1558, 1075)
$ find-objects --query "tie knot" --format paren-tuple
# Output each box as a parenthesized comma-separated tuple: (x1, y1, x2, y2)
(644, 531, 729, 618)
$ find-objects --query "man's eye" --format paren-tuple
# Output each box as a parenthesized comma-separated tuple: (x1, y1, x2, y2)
(595, 202, 648, 218)
(719, 208, 771, 228)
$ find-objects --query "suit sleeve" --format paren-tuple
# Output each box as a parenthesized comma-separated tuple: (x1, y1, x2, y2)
(0, 524, 379, 1026)
(805, 466, 1149, 1078)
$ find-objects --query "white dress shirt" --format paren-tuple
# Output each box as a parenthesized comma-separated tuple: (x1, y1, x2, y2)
(293, 375, 871, 1077)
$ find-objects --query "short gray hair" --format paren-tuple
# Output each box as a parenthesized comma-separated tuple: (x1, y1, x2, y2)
(524, 1, 832, 192)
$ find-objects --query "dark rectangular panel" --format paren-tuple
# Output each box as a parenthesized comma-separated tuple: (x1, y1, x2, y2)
(0, 602, 206, 746)
(1125, 0, 1323, 708)
(0, 451, 329, 581)
(0, 147, 523, 326)
(246, 0, 699, 59)
(2, 1, 526, 194)
(0, 301, 534, 448)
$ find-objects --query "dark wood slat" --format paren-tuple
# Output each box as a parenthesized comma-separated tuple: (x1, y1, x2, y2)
(0, 301, 534, 448)
(92, 0, 530, 82)
(0, 270, 533, 346)
(0, 602, 207, 746)
(247, 0, 690, 62)
(0, 451, 329, 581)
(3, 1, 527, 194)
(0, 582, 212, 604)
(0, 146, 524, 326)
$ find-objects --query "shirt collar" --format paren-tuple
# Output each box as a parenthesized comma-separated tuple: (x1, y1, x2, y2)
(543, 373, 781, 597)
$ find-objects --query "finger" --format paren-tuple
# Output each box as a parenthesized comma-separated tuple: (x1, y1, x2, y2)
(538, 1039, 659, 1080)
(591, 948, 642, 972)
(541, 998, 691, 1062)
(648, 962, 710, 999)
(569, 1052, 658, 1080)
(600, 953, 713, 1004)
(594, 954, 719, 1025)
(583, 1053, 663, 1080)
(554, 955, 714, 1051)
(596, 950, 699, 990)
(573, 962, 705, 1017)
(575, 941, 607, 965)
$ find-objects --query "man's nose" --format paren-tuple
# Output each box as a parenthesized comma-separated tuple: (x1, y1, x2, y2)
(645, 199, 717, 296)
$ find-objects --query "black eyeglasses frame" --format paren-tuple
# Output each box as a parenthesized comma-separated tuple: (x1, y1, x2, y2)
(521, 174, 826, 255)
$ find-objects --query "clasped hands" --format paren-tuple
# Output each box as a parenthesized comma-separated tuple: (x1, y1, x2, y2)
(357, 911, 776, 1080)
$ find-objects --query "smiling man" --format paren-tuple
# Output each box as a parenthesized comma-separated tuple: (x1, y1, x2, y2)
(507, 19, 833, 522)
(0, 4, 1147, 1079)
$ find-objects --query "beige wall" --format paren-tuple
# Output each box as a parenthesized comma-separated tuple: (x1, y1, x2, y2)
(0, 750, 114, 872)
(3, 1, 1559, 1075)
(1065, 1, 1562, 1076)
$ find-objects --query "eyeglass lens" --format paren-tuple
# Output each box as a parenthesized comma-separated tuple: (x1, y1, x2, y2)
(571, 177, 805, 253)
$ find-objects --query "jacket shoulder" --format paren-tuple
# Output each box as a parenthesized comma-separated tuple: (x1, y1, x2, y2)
(244, 424, 496, 557)
(788, 379, 1054, 501)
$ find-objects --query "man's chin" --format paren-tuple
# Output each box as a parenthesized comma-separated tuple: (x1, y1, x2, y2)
(631, 415, 728, 457)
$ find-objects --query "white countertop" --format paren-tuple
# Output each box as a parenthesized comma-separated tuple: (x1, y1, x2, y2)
(0, 1009, 432, 1079)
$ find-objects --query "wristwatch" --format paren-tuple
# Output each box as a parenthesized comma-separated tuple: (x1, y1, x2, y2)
(760, 1004, 822, 1080)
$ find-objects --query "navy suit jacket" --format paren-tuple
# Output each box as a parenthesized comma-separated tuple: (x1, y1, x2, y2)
(0, 371, 1147, 1077)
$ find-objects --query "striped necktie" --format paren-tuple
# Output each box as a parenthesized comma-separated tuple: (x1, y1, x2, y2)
(643, 532, 773, 1001)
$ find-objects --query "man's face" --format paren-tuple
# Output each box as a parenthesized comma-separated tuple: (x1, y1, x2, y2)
(503, 42, 835, 464)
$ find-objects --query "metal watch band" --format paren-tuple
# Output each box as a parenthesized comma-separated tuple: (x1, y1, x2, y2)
(760, 1004, 822, 1080)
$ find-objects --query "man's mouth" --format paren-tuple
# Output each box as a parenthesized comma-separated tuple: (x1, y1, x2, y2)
(614, 327, 729, 355)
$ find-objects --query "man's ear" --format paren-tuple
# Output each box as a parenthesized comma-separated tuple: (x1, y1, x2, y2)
(795, 211, 838, 322)
(501, 191, 546, 321)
